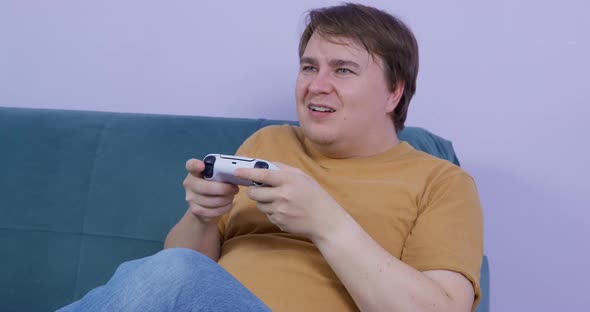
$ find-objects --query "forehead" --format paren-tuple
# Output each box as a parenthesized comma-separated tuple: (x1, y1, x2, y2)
(303, 32, 368, 59)
(302, 32, 383, 68)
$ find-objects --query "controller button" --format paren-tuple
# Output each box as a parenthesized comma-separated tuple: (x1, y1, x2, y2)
(203, 155, 216, 178)
(254, 161, 269, 169)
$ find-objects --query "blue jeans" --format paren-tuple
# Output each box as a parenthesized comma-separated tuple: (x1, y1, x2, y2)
(57, 248, 271, 312)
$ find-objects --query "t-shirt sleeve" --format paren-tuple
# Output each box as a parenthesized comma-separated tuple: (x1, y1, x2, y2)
(217, 130, 262, 239)
(400, 171, 484, 308)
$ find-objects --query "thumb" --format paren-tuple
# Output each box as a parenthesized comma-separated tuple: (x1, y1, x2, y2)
(185, 159, 205, 176)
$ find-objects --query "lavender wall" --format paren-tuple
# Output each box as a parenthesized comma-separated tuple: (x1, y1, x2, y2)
(1, 1, 588, 311)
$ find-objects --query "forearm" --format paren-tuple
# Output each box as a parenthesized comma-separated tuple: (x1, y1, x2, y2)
(164, 209, 221, 261)
(313, 215, 456, 312)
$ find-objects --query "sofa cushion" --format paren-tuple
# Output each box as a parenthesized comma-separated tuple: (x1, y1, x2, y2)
(0, 107, 473, 312)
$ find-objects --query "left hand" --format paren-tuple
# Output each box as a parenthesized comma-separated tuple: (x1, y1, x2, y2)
(235, 162, 350, 241)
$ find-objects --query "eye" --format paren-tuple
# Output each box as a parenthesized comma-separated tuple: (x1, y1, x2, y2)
(301, 65, 317, 72)
(336, 68, 354, 74)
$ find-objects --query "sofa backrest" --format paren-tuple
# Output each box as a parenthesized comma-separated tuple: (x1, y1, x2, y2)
(0, 107, 487, 312)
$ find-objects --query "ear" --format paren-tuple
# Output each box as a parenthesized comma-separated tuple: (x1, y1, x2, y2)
(386, 81, 405, 113)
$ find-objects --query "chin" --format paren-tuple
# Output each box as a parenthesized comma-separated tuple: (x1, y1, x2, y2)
(300, 122, 337, 146)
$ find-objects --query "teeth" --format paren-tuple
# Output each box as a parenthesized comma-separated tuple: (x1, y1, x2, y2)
(309, 105, 335, 112)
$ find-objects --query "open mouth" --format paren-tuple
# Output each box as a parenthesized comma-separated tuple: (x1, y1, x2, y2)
(308, 104, 336, 113)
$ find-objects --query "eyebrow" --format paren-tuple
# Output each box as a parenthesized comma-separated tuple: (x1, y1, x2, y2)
(300, 57, 361, 70)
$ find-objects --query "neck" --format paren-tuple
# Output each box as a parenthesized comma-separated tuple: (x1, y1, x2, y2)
(310, 124, 400, 159)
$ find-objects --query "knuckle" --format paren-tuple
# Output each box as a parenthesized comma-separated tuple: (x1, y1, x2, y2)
(247, 187, 255, 198)
(278, 189, 290, 202)
(185, 192, 195, 203)
(182, 176, 191, 189)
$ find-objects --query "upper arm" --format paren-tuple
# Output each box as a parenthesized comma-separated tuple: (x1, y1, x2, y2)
(401, 171, 483, 311)
(423, 269, 475, 312)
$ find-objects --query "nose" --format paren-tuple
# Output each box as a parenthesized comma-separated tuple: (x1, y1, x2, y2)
(307, 70, 333, 94)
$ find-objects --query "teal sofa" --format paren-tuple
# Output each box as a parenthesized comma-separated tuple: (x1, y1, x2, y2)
(0, 107, 489, 312)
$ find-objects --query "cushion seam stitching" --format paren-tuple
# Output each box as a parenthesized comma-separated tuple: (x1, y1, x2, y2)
(0, 226, 163, 243)
(72, 113, 113, 297)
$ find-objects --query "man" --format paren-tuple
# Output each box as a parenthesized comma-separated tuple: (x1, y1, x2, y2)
(59, 3, 483, 312)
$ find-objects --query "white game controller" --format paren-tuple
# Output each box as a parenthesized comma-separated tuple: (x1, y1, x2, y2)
(202, 154, 279, 186)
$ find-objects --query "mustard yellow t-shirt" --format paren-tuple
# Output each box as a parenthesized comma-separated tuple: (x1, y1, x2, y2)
(218, 125, 483, 311)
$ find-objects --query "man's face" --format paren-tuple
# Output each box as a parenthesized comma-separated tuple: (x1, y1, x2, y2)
(295, 32, 398, 155)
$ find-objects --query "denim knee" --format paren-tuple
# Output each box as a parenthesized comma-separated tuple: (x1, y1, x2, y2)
(140, 248, 217, 287)
(59, 248, 269, 312)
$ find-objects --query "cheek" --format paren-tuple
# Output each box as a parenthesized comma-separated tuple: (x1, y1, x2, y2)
(335, 83, 363, 108)
(295, 74, 315, 100)
(354, 82, 391, 111)
(295, 79, 306, 102)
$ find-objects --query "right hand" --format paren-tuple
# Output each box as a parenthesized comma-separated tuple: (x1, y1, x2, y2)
(183, 158, 240, 224)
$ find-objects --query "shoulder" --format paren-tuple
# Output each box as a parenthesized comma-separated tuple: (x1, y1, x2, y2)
(400, 146, 478, 207)
(247, 125, 303, 147)
(253, 124, 302, 139)
(404, 144, 472, 182)
(236, 125, 304, 157)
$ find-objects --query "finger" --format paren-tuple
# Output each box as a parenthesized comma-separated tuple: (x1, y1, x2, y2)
(247, 185, 277, 203)
(186, 159, 205, 176)
(193, 194, 236, 209)
(235, 168, 284, 187)
(190, 203, 232, 219)
(264, 210, 286, 232)
(184, 175, 239, 196)
(255, 201, 274, 215)
(271, 162, 298, 172)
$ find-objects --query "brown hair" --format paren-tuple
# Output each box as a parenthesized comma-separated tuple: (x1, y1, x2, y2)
(298, 3, 419, 132)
